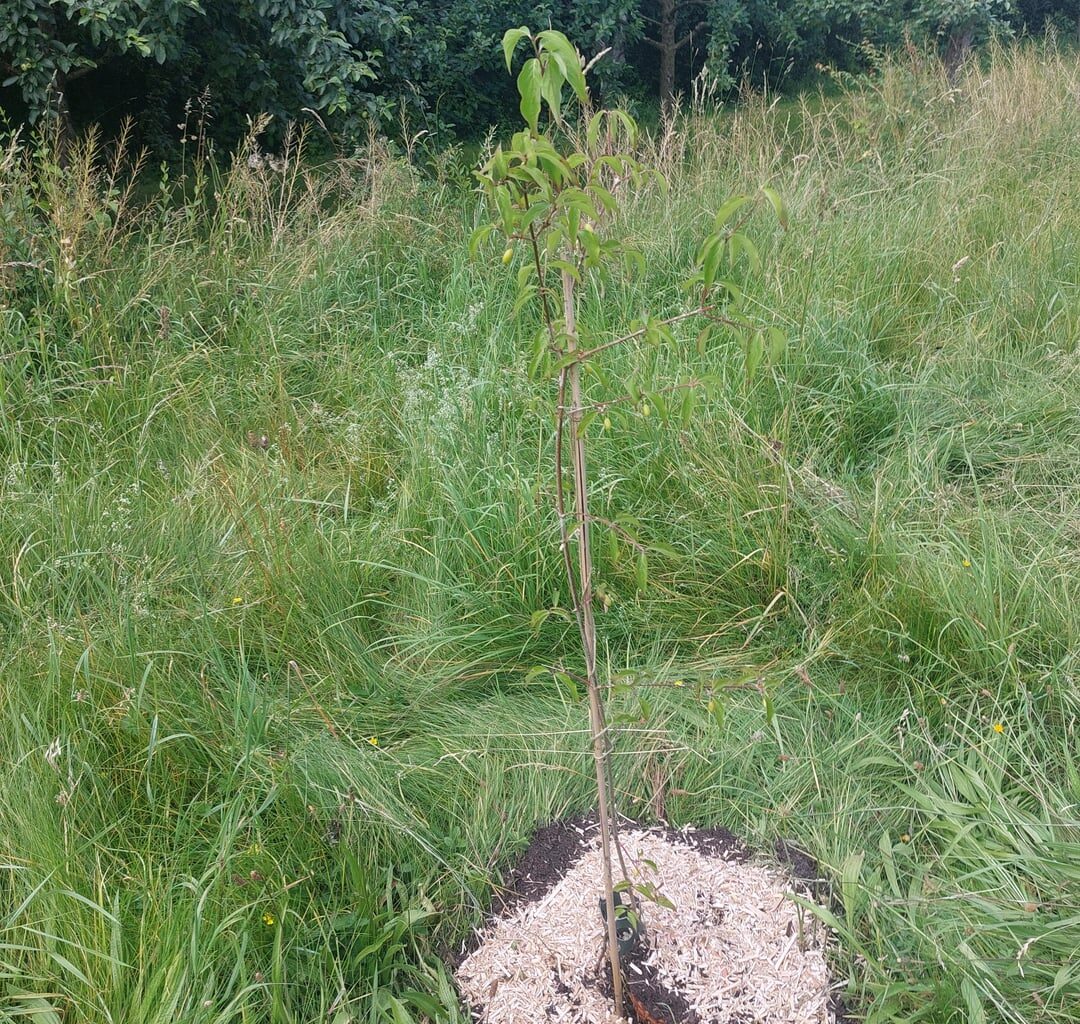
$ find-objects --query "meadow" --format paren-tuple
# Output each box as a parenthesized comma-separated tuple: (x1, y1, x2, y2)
(1, 39, 1078, 1024)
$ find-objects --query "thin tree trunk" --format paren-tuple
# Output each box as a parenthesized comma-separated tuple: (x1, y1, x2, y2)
(562, 267, 625, 1020)
(659, 0, 676, 109)
(944, 23, 975, 81)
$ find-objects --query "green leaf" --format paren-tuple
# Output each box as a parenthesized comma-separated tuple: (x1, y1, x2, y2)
(586, 110, 604, 151)
(493, 186, 516, 233)
(745, 331, 764, 379)
(468, 222, 494, 257)
(537, 30, 587, 104)
(512, 284, 538, 318)
(707, 696, 724, 728)
(679, 387, 695, 427)
(695, 325, 711, 357)
(840, 850, 865, 918)
(767, 326, 788, 360)
(729, 231, 761, 273)
(519, 200, 551, 231)
(635, 551, 648, 593)
(589, 183, 617, 213)
(518, 58, 542, 133)
(502, 27, 530, 72)
(698, 234, 723, 289)
(554, 671, 580, 702)
(761, 184, 789, 229)
(539, 61, 565, 122)
(550, 259, 581, 282)
(605, 527, 620, 563)
(5, 995, 62, 1024)
(610, 109, 638, 146)
(713, 194, 750, 231)
(960, 978, 987, 1024)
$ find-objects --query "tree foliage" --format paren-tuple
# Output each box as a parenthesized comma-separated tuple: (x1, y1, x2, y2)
(1, 0, 1075, 147)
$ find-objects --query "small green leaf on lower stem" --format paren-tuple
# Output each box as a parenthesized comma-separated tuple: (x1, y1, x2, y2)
(761, 184, 789, 230)
(577, 410, 597, 437)
(767, 325, 788, 360)
(554, 672, 579, 702)
(512, 284, 537, 318)
(696, 325, 711, 357)
(468, 222, 495, 257)
(707, 697, 724, 728)
(745, 330, 764, 380)
(679, 386, 695, 428)
(606, 527, 620, 563)
(635, 551, 648, 592)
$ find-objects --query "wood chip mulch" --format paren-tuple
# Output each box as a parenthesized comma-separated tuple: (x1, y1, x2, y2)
(455, 819, 840, 1024)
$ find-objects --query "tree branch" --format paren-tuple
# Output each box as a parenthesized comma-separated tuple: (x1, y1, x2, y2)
(675, 22, 708, 52)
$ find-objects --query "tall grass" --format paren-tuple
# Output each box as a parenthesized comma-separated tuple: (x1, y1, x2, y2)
(1, 38, 1078, 1023)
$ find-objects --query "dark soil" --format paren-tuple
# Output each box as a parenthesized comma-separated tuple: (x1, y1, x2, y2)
(492, 816, 601, 915)
(595, 941, 702, 1024)
(774, 838, 829, 899)
(493, 814, 749, 919)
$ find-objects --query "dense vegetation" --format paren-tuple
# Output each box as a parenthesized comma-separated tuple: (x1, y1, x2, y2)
(2, 0, 1078, 147)
(1, 34, 1079, 1024)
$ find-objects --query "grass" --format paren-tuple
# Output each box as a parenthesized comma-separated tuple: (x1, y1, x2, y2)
(1, 38, 1078, 1024)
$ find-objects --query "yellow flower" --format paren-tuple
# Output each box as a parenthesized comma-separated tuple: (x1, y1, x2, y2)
(367, 736, 379, 747)
(962, 559, 972, 568)
(673, 679, 685, 688)
(262, 912, 275, 927)
(232, 596, 243, 606)
(501, 247, 513, 265)
(993, 722, 1004, 734)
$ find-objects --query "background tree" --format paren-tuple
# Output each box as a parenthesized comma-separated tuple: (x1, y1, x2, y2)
(0, 1, 400, 144)
(644, 0, 708, 108)
(2, 0, 1076, 150)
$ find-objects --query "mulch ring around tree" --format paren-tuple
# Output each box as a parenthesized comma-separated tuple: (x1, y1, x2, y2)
(453, 816, 845, 1024)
